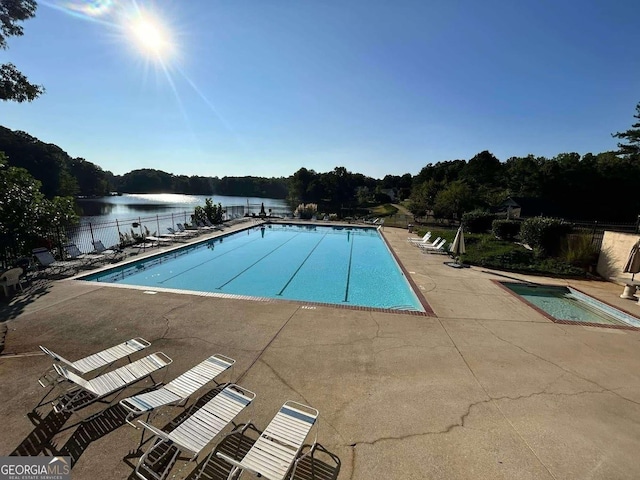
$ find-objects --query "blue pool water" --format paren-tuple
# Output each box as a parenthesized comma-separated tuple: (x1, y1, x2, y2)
(503, 282, 640, 328)
(81, 224, 425, 312)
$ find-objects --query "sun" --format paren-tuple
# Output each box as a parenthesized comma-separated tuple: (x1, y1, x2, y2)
(126, 13, 174, 61)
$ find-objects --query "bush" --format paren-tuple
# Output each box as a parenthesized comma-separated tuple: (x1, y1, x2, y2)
(492, 219, 521, 240)
(561, 234, 600, 269)
(294, 203, 318, 219)
(462, 210, 496, 233)
(520, 217, 572, 257)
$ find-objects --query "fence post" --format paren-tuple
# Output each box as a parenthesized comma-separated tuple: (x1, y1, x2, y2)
(116, 219, 122, 247)
(156, 215, 160, 237)
(89, 222, 95, 247)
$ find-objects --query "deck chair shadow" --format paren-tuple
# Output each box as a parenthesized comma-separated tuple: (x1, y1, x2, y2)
(32, 247, 82, 275)
(38, 337, 151, 388)
(120, 354, 235, 427)
(0, 267, 25, 296)
(134, 384, 256, 480)
(217, 401, 319, 480)
(51, 352, 172, 414)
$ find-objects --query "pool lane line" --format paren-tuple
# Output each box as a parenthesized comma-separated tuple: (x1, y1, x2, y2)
(157, 234, 274, 284)
(343, 234, 355, 303)
(276, 233, 328, 296)
(216, 234, 302, 290)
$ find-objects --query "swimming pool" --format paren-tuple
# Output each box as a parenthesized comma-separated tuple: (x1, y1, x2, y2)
(81, 224, 426, 312)
(501, 282, 640, 328)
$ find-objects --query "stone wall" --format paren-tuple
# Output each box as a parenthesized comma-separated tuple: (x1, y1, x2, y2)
(597, 231, 640, 282)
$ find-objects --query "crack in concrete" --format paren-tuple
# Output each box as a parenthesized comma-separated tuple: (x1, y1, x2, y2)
(346, 386, 608, 449)
(259, 358, 310, 406)
(438, 319, 559, 480)
(370, 313, 381, 340)
(478, 321, 640, 407)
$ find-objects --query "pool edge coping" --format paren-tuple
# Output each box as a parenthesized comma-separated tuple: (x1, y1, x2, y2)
(72, 222, 434, 317)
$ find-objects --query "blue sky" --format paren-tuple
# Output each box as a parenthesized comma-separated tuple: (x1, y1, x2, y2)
(1, 0, 639, 179)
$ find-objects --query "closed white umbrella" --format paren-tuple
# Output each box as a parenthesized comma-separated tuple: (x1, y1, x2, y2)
(623, 239, 640, 281)
(449, 225, 466, 265)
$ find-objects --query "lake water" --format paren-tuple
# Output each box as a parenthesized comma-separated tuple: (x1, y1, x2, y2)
(77, 193, 291, 225)
(70, 193, 291, 252)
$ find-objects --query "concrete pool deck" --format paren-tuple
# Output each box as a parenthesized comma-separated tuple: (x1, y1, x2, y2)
(1, 224, 640, 479)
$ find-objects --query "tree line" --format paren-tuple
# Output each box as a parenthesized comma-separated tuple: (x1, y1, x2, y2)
(407, 149, 640, 222)
(3, 103, 640, 222)
(0, 126, 289, 199)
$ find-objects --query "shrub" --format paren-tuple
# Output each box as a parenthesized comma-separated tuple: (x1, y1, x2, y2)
(492, 219, 521, 240)
(520, 217, 572, 257)
(462, 210, 496, 233)
(561, 234, 600, 269)
(294, 203, 318, 219)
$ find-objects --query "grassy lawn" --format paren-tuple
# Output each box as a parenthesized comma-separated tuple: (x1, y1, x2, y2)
(414, 227, 588, 278)
(370, 203, 399, 217)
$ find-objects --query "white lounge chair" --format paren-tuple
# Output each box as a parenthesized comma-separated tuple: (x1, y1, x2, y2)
(38, 337, 151, 387)
(408, 232, 431, 244)
(51, 352, 172, 413)
(145, 235, 175, 246)
(217, 401, 319, 480)
(166, 227, 193, 239)
(413, 236, 441, 248)
(0, 267, 25, 296)
(135, 384, 256, 480)
(32, 247, 82, 275)
(120, 354, 236, 426)
(176, 223, 199, 236)
(92, 240, 125, 261)
(419, 237, 447, 253)
(64, 243, 105, 266)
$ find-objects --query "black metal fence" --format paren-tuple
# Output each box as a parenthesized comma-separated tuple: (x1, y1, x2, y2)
(1, 203, 292, 268)
(383, 213, 639, 250)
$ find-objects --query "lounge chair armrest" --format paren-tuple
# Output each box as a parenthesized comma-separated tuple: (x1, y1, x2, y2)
(119, 398, 144, 416)
(215, 451, 245, 470)
(153, 352, 173, 366)
(133, 337, 152, 348)
(226, 384, 256, 401)
(284, 400, 319, 419)
(212, 353, 236, 366)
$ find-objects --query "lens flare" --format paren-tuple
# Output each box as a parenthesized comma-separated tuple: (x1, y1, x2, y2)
(64, 0, 114, 17)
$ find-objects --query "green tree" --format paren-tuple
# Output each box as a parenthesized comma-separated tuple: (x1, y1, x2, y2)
(407, 179, 440, 217)
(613, 101, 640, 157)
(0, 0, 44, 102)
(461, 150, 502, 187)
(433, 181, 474, 220)
(0, 152, 77, 265)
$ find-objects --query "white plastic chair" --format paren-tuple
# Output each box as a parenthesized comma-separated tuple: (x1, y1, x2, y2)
(0, 267, 24, 296)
